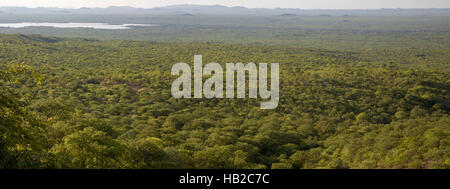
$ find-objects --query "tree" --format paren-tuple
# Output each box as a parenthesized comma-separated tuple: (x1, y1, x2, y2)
(0, 63, 45, 168)
(50, 127, 125, 168)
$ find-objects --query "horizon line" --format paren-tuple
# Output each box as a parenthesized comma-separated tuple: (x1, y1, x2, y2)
(1, 4, 449, 10)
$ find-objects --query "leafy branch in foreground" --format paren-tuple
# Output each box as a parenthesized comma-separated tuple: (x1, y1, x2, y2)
(0, 63, 45, 168)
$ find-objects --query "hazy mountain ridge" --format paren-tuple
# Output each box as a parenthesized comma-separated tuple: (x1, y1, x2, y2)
(0, 5, 449, 16)
(0, 5, 300, 15)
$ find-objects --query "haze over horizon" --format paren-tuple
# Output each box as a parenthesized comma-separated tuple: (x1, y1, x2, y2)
(1, 0, 449, 9)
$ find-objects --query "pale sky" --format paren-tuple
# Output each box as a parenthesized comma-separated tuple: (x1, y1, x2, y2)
(0, 0, 449, 9)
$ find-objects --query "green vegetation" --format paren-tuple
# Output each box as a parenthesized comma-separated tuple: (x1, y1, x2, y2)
(0, 14, 449, 169)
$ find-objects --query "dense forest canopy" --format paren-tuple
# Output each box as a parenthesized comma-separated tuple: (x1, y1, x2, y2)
(0, 12, 449, 169)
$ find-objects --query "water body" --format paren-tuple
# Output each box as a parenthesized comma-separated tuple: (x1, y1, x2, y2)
(0, 22, 154, 30)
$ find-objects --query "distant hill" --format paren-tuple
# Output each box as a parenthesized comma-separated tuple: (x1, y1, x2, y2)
(279, 13, 299, 16)
(0, 5, 300, 15)
(0, 5, 449, 16)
